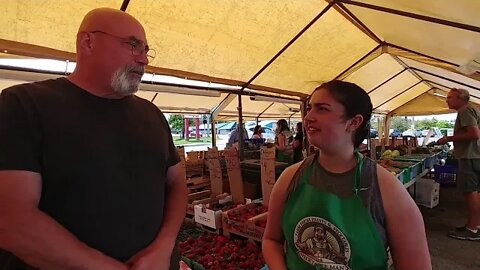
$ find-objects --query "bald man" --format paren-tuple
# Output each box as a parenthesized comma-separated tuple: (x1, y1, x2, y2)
(0, 8, 187, 270)
(438, 88, 480, 241)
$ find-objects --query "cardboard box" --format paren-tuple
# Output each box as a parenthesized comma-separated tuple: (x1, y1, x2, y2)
(416, 178, 440, 208)
(224, 147, 245, 204)
(206, 147, 224, 196)
(260, 146, 276, 206)
(186, 190, 212, 216)
(194, 195, 232, 229)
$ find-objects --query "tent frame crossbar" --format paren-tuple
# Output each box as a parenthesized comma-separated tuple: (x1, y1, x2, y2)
(367, 68, 407, 94)
(334, 44, 382, 80)
(374, 81, 423, 110)
(337, 0, 480, 34)
(411, 67, 480, 92)
(239, 0, 337, 93)
(387, 87, 435, 116)
(257, 103, 274, 119)
(387, 43, 458, 67)
(120, 0, 130, 11)
(425, 80, 480, 100)
(330, 1, 382, 44)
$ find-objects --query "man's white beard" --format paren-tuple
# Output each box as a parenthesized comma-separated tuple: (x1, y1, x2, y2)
(111, 66, 143, 96)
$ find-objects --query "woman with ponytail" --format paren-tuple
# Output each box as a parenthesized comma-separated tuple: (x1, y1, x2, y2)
(262, 80, 431, 270)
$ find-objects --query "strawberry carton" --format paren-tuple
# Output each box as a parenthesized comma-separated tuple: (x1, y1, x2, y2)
(179, 232, 265, 270)
(194, 195, 250, 229)
(221, 202, 268, 242)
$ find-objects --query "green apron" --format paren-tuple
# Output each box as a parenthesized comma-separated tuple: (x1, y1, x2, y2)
(282, 154, 388, 270)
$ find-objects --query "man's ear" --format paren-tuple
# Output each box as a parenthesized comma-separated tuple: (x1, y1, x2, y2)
(77, 32, 94, 55)
(346, 114, 364, 132)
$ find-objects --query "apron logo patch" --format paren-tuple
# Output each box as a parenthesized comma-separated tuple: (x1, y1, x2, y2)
(294, 216, 351, 270)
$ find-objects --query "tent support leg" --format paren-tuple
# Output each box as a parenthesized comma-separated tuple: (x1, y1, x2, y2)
(210, 114, 216, 148)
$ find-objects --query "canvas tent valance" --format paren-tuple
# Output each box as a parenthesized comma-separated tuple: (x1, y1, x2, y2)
(1, 0, 479, 117)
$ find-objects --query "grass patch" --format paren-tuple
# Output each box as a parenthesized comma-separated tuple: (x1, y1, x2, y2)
(174, 137, 212, 145)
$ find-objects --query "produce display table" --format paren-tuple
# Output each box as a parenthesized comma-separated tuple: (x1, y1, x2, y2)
(404, 168, 430, 200)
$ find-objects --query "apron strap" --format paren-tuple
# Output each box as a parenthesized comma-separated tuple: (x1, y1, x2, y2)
(353, 151, 364, 195)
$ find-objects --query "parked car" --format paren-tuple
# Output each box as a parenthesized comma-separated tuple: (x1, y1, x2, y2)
(389, 129, 402, 137)
(402, 129, 422, 137)
(370, 129, 378, 138)
(418, 127, 444, 146)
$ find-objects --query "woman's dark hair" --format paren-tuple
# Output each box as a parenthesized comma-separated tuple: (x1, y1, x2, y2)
(296, 122, 303, 131)
(276, 119, 290, 133)
(314, 80, 372, 148)
(253, 125, 262, 135)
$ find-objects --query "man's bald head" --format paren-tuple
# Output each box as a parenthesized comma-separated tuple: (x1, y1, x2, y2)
(70, 8, 149, 98)
(78, 8, 145, 38)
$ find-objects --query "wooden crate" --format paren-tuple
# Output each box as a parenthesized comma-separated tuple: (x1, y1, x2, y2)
(187, 176, 210, 194)
(186, 150, 206, 178)
(186, 161, 204, 178)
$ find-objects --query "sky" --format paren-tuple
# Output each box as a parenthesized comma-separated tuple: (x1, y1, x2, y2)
(409, 113, 457, 121)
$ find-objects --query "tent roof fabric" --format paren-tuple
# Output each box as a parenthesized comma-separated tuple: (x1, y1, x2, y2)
(1, 0, 480, 117)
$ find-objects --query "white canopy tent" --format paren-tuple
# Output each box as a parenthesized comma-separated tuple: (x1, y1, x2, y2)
(0, 0, 479, 122)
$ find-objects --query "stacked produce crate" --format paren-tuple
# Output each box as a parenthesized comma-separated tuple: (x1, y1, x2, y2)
(194, 147, 250, 231)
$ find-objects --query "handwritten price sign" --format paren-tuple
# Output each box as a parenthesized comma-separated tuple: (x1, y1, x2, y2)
(207, 147, 223, 195)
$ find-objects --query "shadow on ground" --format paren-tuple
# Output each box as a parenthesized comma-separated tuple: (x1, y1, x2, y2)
(420, 186, 479, 270)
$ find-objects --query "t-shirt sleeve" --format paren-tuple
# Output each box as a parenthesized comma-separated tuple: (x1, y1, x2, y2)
(458, 107, 479, 129)
(161, 114, 180, 168)
(0, 88, 41, 172)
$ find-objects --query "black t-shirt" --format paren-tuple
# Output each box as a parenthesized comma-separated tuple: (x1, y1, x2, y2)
(0, 78, 180, 266)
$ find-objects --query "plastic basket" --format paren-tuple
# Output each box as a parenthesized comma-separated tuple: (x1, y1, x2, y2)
(433, 164, 457, 185)
(409, 162, 423, 178)
(401, 167, 412, 184)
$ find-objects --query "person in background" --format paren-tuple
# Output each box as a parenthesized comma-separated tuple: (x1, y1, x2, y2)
(252, 125, 264, 139)
(275, 119, 294, 163)
(0, 8, 187, 270)
(293, 122, 304, 163)
(228, 122, 248, 146)
(437, 88, 480, 241)
(263, 80, 431, 270)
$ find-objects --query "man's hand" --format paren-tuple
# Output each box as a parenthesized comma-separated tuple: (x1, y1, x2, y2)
(437, 136, 449, 145)
(126, 244, 172, 270)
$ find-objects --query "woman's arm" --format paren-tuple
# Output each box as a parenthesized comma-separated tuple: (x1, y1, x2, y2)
(277, 133, 287, 150)
(376, 165, 432, 270)
(263, 163, 301, 270)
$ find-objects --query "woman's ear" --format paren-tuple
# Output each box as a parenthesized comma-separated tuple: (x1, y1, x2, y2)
(346, 114, 364, 132)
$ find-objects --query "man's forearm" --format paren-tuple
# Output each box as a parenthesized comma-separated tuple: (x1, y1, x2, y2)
(448, 132, 479, 142)
(0, 210, 126, 270)
(152, 178, 188, 251)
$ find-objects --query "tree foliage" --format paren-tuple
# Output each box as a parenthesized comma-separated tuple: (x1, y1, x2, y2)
(169, 114, 184, 132)
(436, 120, 454, 129)
(416, 118, 438, 130)
(391, 117, 409, 131)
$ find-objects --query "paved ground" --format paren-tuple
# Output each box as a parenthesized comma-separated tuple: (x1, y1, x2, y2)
(421, 186, 479, 270)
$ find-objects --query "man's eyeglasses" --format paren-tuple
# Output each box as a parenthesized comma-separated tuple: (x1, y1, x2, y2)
(90, 30, 156, 59)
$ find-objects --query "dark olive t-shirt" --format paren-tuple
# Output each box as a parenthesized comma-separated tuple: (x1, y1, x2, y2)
(0, 78, 180, 267)
(454, 104, 480, 159)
